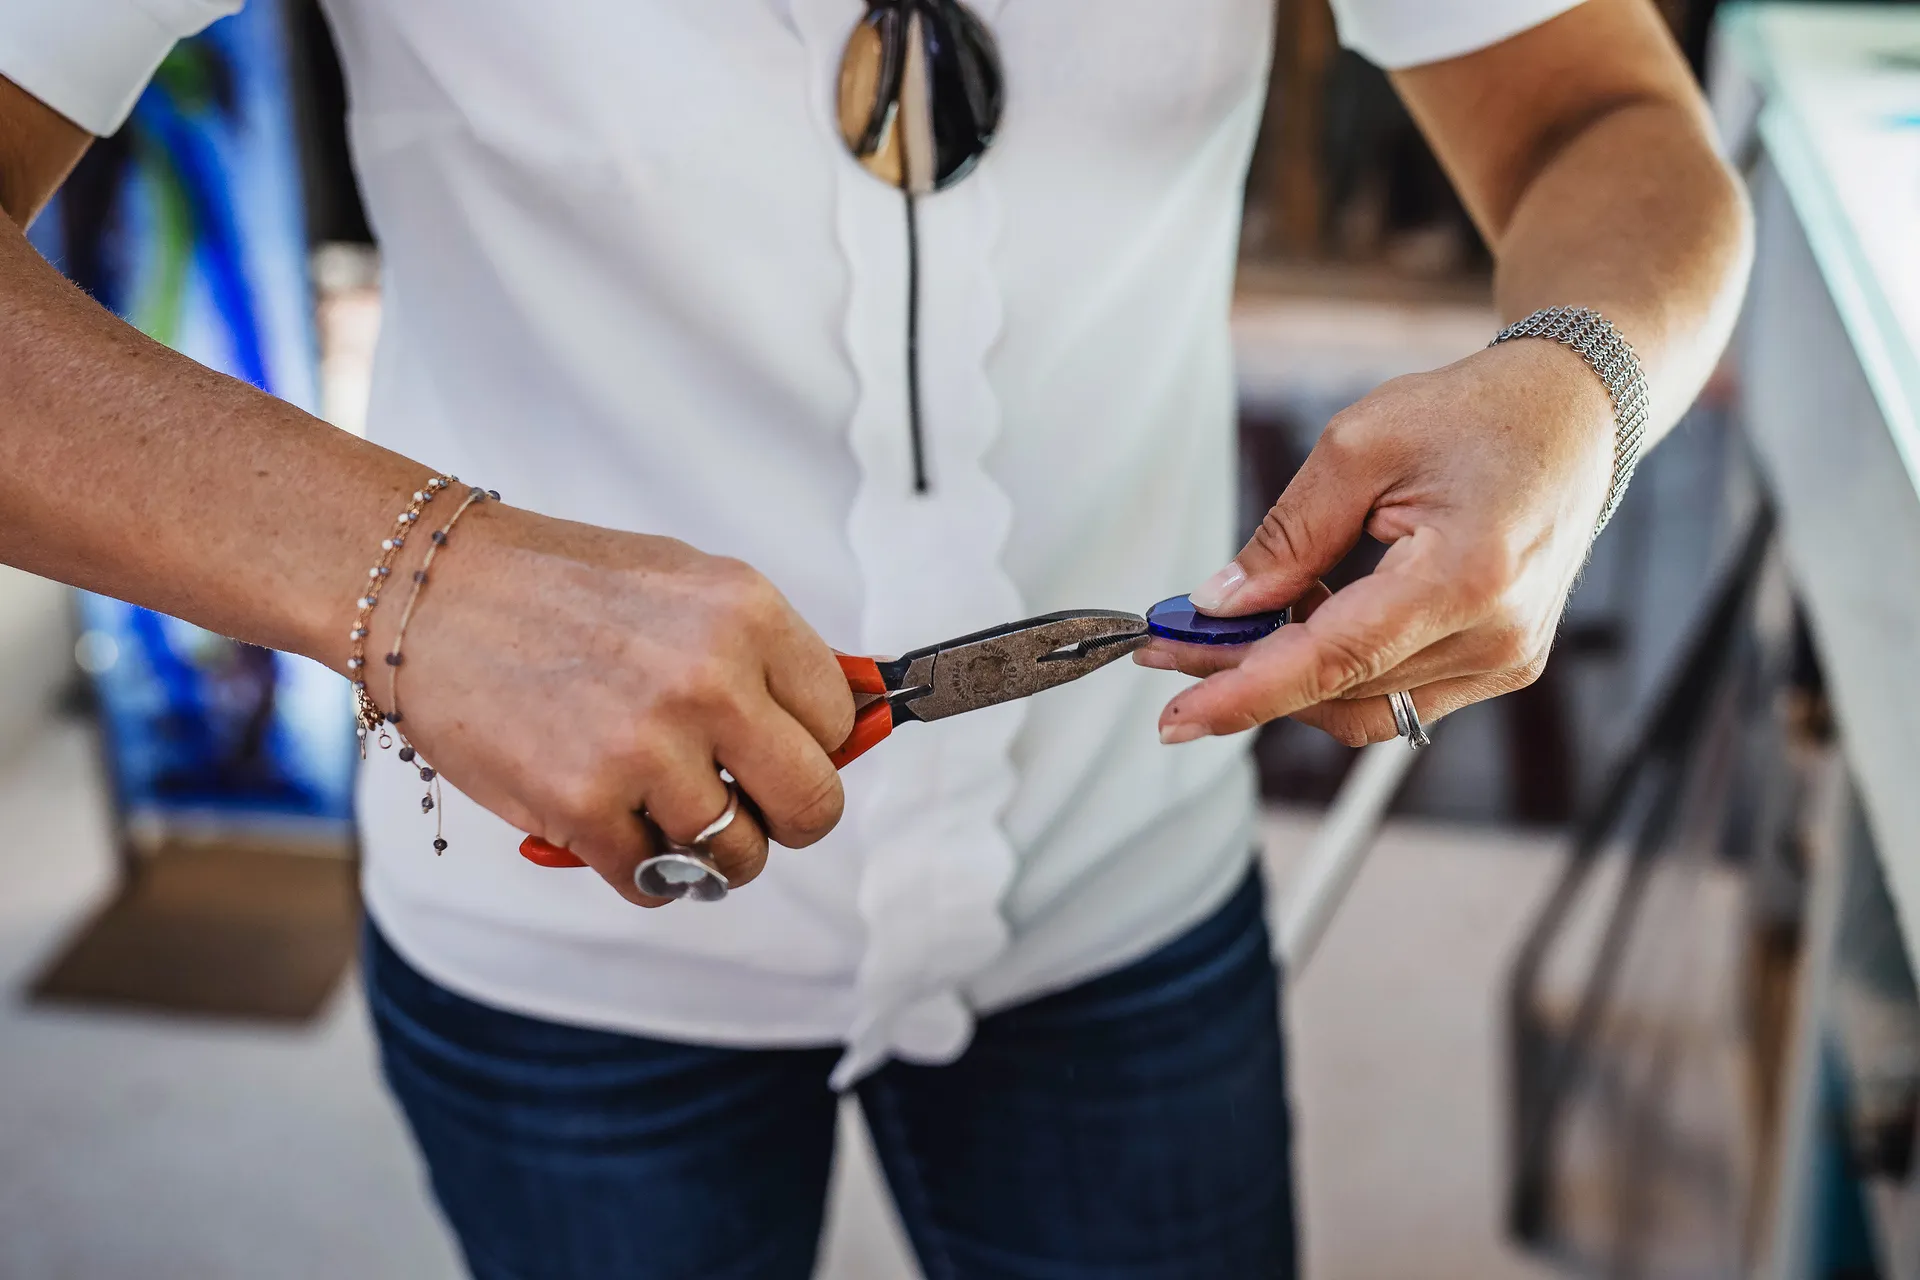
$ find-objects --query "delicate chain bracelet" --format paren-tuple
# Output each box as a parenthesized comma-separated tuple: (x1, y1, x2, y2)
(382, 484, 497, 855)
(350, 475, 457, 752)
(1489, 306, 1650, 536)
(346, 476, 497, 855)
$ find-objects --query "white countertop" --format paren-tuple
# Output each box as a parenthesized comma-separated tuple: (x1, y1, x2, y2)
(1716, 3, 1920, 978)
(1719, 3, 1920, 500)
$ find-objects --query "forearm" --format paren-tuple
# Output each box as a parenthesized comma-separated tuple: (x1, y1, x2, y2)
(1490, 98, 1753, 448)
(0, 216, 429, 668)
(1159, 93, 1756, 745)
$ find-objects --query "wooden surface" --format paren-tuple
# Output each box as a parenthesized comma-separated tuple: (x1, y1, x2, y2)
(31, 840, 359, 1022)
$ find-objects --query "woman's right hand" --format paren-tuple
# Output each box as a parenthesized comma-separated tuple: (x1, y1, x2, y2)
(364, 501, 856, 907)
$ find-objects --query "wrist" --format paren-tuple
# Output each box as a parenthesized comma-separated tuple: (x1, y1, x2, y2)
(1468, 337, 1618, 528)
(314, 471, 486, 716)
(352, 507, 437, 711)
(1490, 305, 1651, 535)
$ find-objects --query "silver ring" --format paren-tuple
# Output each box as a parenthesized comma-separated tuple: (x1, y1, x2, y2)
(1387, 690, 1430, 751)
(634, 784, 738, 903)
(690, 786, 740, 848)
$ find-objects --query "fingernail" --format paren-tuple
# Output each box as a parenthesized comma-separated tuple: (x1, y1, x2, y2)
(1132, 649, 1175, 670)
(1159, 723, 1207, 745)
(1189, 562, 1246, 613)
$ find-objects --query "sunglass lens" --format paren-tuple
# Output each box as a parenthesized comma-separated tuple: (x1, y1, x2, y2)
(921, 1, 1002, 189)
(838, 0, 1003, 194)
(838, 7, 905, 174)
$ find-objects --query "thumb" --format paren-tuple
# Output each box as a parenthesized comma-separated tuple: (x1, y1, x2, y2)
(1192, 439, 1376, 616)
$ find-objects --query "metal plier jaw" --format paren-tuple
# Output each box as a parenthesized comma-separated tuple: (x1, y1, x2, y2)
(832, 609, 1150, 765)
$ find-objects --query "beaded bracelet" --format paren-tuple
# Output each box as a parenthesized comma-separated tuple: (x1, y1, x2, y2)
(350, 475, 457, 754)
(381, 484, 498, 854)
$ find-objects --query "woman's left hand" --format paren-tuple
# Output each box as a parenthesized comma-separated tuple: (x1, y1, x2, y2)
(1138, 337, 1618, 747)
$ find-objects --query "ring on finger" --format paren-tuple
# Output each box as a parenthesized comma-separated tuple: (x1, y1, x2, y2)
(1387, 690, 1431, 751)
(634, 782, 738, 903)
(689, 786, 740, 849)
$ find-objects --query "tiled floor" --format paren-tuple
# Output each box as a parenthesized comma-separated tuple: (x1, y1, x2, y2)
(1267, 810, 1559, 1280)
(0, 721, 1559, 1279)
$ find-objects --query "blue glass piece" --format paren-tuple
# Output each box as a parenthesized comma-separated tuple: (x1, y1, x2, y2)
(1145, 595, 1289, 646)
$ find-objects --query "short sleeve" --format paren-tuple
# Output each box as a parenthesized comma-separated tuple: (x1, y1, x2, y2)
(1329, 0, 1590, 70)
(0, 0, 244, 136)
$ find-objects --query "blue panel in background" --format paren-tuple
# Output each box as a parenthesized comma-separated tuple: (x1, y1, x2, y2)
(29, 0, 356, 843)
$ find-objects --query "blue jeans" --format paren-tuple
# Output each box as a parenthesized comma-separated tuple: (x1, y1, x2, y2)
(366, 872, 1297, 1279)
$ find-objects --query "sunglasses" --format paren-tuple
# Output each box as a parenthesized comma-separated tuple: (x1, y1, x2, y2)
(837, 0, 1004, 493)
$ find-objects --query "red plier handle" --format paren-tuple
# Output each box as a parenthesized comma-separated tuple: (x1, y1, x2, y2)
(518, 653, 896, 869)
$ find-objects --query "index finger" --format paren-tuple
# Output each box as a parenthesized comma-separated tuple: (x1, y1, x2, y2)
(1157, 529, 1477, 740)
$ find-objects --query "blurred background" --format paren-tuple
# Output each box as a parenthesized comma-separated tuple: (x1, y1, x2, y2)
(2, 1, 1918, 1276)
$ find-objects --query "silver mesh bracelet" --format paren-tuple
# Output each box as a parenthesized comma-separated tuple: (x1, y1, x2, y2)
(1489, 306, 1650, 536)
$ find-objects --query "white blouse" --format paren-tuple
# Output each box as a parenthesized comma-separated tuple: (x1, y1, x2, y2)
(6, 0, 1585, 1086)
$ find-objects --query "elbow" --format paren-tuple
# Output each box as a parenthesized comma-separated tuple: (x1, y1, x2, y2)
(0, 76, 94, 229)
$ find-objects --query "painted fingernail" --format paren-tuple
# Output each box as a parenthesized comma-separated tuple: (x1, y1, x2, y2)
(1159, 723, 1207, 745)
(1189, 562, 1246, 613)
(1132, 649, 1176, 670)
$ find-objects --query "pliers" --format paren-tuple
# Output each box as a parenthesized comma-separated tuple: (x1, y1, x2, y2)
(827, 608, 1152, 765)
(515, 610, 1154, 884)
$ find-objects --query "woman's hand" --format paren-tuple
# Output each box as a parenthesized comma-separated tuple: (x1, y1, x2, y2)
(1138, 338, 1616, 747)
(373, 504, 856, 907)
(1128, 0, 1753, 749)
